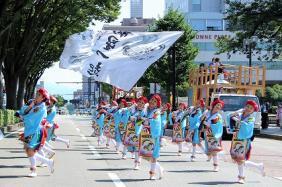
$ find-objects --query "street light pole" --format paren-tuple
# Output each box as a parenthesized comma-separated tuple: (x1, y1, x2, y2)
(249, 43, 252, 67)
(171, 44, 176, 110)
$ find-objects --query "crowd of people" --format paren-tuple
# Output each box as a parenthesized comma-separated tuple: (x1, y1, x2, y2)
(91, 94, 265, 184)
(15, 87, 266, 184)
(16, 88, 70, 177)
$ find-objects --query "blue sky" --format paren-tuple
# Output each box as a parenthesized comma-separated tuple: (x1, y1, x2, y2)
(39, 0, 165, 100)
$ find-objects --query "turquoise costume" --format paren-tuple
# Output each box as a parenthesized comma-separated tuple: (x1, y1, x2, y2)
(114, 108, 130, 144)
(204, 111, 223, 154)
(189, 107, 202, 144)
(147, 108, 162, 158)
(46, 106, 56, 141)
(20, 102, 47, 149)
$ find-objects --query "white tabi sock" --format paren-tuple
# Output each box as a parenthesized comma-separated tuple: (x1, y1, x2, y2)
(213, 154, 218, 165)
(135, 152, 139, 163)
(199, 145, 206, 153)
(44, 141, 54, 149)
(106, 138, 110, 145)
(38, 149, 46, 158)
(150, 163, 156, 172)
(192, 146, 196, 157)
(29, 156, 36, 168)
(34, 152, 51, 165)
(55, 136, 69, 145)
(178, 143, 183, 152)
(122, 146, 127, 155)
(238, 164, 244, 177)
(42, 145, 55, 155)
(245, 161, 264, 172)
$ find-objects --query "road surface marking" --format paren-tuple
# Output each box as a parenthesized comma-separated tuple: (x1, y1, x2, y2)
(88, 144, 102, 158)
(274, 177, 282, 181)
(76, 128, 80, 132)
(108, 173, 126, 187)
(79, 134, 87, 140)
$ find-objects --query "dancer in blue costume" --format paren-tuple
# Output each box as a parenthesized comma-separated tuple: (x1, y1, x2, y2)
(95, 101, 107, 146)
(189, 99, 206, 161)
(160, 103, 171, 147)
(46, 96, 70, 148)
(202, 99, 224, 172)
(144, 94, 164, 180)
(113, 99, 130, 157)
(104, 100, 119, 149)
(19, 88, 54, 177)
(228, 100, 265, 184)
(128, 96, 148, 170)
(170, 103, 188, 156)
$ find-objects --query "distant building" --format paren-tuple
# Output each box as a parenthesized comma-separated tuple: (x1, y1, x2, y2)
(165, 0, 282, 84)
(130, 0, 143, 18)
(103, 18, 155, 32)
(82, 76, 100, 107)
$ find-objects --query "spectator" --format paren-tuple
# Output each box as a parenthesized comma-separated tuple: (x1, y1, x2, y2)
(261, 101, 270, 129)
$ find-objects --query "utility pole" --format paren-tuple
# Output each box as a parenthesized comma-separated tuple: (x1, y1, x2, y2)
(171, 44, 176, 110)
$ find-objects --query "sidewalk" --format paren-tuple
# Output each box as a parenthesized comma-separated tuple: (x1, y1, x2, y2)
(259, 125, 282, 141)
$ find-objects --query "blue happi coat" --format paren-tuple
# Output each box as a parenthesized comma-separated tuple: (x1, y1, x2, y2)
(189, 107, 203, 144)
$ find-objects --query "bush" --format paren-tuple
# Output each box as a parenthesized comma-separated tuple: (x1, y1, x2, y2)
(0, 109, 18, 127)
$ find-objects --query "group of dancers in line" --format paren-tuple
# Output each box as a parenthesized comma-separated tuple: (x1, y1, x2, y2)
(16, 88, 70, 177)
(92, 94, 265, 184)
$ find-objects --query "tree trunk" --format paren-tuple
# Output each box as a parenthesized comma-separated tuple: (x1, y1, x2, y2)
(17, 73, 27, 109)
(0, 64, 3, 109)
(4, 73, 18, 109)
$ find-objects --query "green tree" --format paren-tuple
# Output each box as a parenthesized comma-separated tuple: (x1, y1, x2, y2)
(0, 0, 121, 109)
(53, 95, 67, 108)
(265, 84, 282, 105)
(216, 0, 282, 60)
(138, 9, 198, 98)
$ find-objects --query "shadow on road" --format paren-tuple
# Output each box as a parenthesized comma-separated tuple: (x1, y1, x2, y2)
(88, 168, 132, 171)
(95, 178, 149, 183)
(188, 181, 239, 185)
(0, 175, 28, 179)
(159, 160, 188, 163)
(168, 169, 214, 173)
(0, 165, 28, 168)
(0, 156, 26, 159)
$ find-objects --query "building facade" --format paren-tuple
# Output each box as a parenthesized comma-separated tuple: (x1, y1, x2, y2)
(165, 0, 282, 84)
(130, 0, 143, 18)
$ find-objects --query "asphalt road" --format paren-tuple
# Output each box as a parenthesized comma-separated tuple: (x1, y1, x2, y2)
(0, 115, 282, 187)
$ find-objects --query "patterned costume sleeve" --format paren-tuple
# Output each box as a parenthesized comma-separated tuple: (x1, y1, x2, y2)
(210, 113, 223, 139)
(237, 116, 255, 140)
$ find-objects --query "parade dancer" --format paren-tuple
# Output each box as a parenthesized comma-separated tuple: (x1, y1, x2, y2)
(160, 103, 171, 147)
(228, 100, 265, 184)
(170, 103, 188, 156)
(189, 99, 206, 161)
(19, 88, 54, 177)
(104, 100, 119, 148)
(95, 101, 107, 146)
(144, 94, 163, 180)
(46, 96, 70, 148)
(127, 96, 148, 169)
(114, 99, 130, 157)
(202, 99, 224, 172)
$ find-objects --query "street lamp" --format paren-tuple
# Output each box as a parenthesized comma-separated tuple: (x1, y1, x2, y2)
(243, 36, 258, 67)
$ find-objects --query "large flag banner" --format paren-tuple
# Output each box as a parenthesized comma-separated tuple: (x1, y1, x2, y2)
(60, 30, 183, 91)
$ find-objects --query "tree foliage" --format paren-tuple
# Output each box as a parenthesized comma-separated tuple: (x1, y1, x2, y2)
(53, 95, 68, 108)
(138, 9, 198, 97)
(216, 0, 282, 60)
(265, 84, 282, 104)
(0, 0, 121, 109)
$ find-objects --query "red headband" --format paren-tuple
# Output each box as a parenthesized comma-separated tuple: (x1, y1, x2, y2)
(137, 96, 148, 104)
(211, 99, 224, 108)
(151, 94, 162, 107)
(120, 99, 128, 107)
(37, 88, 49, 100)
(246, 100, 259, 112)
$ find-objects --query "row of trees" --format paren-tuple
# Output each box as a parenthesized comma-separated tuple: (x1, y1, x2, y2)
(0, 0, 121, 109)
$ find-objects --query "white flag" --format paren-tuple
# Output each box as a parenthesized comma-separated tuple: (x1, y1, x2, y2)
(60, 30, 183, 91)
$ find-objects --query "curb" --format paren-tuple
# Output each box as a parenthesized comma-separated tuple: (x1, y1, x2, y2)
(2, 123, 23, 135)
(257, 133, 282, 141)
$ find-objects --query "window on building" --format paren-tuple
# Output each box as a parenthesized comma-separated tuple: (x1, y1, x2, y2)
(192, 0, 201, 12)
(190, 19, 205, 31)
(206, 19, 223, 31)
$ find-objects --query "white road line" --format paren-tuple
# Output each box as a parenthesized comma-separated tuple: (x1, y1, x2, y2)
(108, 173, 126, 187)
(76, 128, 80, 132)
(88, 144, 102, 158)
(274, 177, 282, 181)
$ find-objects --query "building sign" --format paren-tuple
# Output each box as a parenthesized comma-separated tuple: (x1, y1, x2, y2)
(193, 31, 235, 42)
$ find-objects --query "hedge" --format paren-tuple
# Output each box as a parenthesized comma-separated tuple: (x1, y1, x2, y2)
(0, 109, 19, 127)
